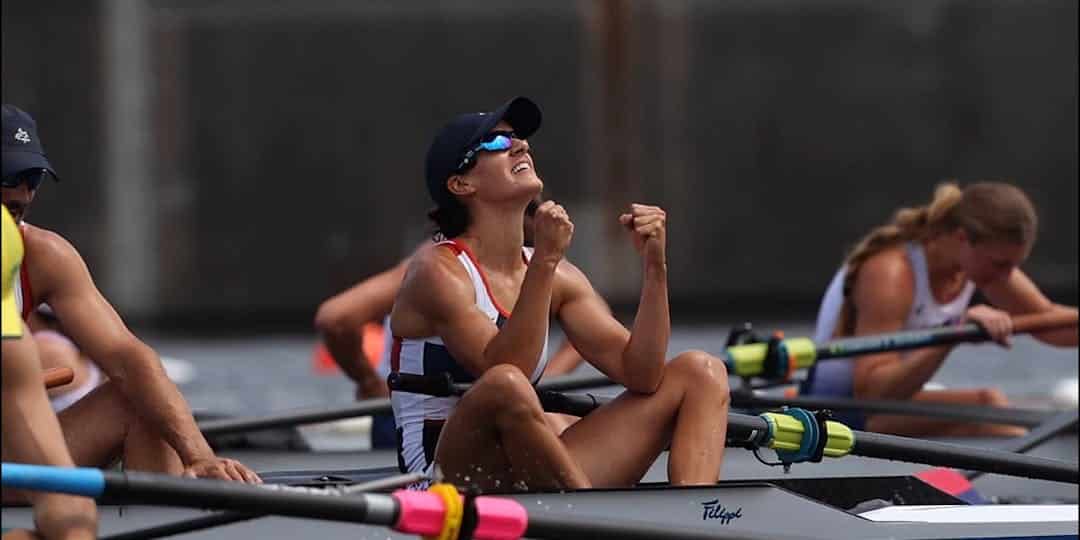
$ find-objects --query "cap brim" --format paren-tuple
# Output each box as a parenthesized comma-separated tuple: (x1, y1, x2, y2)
(2, 150, 59, 181)
(467, 96, 543, 147)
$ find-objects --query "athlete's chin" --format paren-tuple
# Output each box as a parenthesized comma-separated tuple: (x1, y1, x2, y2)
(518, 173, 543, 192)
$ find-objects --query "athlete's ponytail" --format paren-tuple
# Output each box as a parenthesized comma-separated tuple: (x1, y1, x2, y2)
(843, 183, 963, 274)
(836, 181, 1037, 336)
(428, 198, 471, 240)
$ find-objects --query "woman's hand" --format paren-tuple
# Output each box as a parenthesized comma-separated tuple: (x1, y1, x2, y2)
(184, 457, 262, 483)
(531, 201, 574, 265)
(619, 203, 667, 268)
(965, 304, 1014, 347)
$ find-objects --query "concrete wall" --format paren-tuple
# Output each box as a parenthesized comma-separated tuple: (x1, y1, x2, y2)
(3, 0, 1075, 329)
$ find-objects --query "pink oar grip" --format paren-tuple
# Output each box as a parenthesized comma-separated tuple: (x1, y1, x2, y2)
(472, 496, 528, 540)
(392, 490, 528, 540)
(392, 490, 444, 536)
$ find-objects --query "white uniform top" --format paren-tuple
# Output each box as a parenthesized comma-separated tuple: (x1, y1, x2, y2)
(390, 239, 549, 476)
(814, 242, 976, 341)
(376, 314, 393, 380)
(12, 225, 32, 320)
(806, 242, 975, 397)
(33, 329, 104, 412)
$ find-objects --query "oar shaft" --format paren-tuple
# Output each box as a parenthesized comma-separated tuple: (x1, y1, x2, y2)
(101, 512, 258, 540)
(998, 409, 1080, 455)
(115, 470, 396, 525)
(99, 471, 430, 540)
(815, 311, 1078, 361)
(197, 398, 391, 436)
(815, 325, 985, 360)
(734, 393, 1052, 428)
(853, 431, 1077, 483)
(545, 392, 1078, 483)
(966, 409, 1080, 481)
(725, 311, 1078, 378)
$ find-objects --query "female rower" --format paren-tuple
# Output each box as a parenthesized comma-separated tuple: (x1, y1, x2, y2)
(389, 97, 730, 492)
(802, 182, 1078, 437)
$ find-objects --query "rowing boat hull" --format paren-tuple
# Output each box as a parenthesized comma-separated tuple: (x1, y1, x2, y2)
(3, 436, 1075, 539)
(2, 477, 1075, 539)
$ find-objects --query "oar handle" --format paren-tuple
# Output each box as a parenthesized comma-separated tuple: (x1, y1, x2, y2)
(1012, 310, 1078, 333)
(43, 367, 74, 389)
(387, 372, 471, 397)
(725, 309, 1079, 378)
(537, 390, 602, 417)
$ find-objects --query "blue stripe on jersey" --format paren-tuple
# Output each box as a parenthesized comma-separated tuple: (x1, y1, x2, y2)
(419, 313, 509, 384)
(422, 342, 476, 383)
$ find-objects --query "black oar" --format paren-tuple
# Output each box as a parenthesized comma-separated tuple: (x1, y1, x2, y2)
(198, 398, 392, 437)
(725, 310, 1077, 379)
(965, 409, 1080, 481)
(1, 464, 809, 540)
(997, 409, 1080, 455)
(99, 471, 427, 540)
(733, 392, 1055, 428)
(848, 428, 1075, 483)
(196, 372, 613, 437)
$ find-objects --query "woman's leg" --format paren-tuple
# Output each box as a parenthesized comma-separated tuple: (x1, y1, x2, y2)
(560, 350, 730, 488)
(543, 413, 579, 436)
(57, 382, 182, 473)
(865, 388, 1028, 437)
(434, 364, 590, 492)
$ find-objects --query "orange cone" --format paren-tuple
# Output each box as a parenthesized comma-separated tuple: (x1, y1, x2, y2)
(312, 322, 386, 375)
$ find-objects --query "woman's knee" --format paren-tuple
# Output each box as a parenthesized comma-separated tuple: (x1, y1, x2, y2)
(667, 350, 731, 397)
(477, 365, 535, 399)
(472, 364, 543, 422)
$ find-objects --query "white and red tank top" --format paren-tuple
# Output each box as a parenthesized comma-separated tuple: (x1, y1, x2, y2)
(390, 239, 549, 474)
(13, 224, 34, 320)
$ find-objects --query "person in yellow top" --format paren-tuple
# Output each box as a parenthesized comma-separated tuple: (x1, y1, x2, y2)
(2, 205, 22, 337)
(3, 205, 97, 540)
(2, 104, 258, 485)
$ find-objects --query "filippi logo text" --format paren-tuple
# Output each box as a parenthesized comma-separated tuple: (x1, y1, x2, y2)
(700, 499, 743, 524)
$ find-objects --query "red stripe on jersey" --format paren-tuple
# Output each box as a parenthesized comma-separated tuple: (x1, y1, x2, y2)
(18, 225, 33, 320)
(446, 239, 513, 319)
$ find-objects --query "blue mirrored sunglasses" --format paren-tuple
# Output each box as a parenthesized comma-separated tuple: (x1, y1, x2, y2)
(456, 130, 517, 172)
(1, 168, 50, 191)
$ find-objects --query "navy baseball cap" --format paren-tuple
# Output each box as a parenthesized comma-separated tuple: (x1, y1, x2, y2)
(425, 96, 541, 206)
(2, 104, 59, 181)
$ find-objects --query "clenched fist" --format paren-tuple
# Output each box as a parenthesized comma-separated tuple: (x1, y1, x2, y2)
(618, 203, 667, 267)
(531, 200, 574, 264)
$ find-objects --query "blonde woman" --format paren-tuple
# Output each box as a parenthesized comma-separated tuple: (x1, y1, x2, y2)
(802, 182, 1077, 437)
